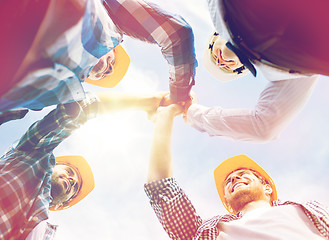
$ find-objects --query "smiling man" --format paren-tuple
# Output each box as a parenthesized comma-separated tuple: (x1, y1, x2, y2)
(0, 0, 196, 124)
(0, 90, 167, 240)
(145, 110, 329, 240)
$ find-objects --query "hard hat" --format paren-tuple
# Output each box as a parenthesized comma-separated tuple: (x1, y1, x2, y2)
(85, 44, 130, 88)
(213, 154, 277, 214)
(49, 155, 95, 211)
(203, 32, 250, 82)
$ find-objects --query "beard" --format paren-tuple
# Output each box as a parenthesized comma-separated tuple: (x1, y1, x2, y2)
(226, 186, 265, 213)
(50, 178, 68, 205)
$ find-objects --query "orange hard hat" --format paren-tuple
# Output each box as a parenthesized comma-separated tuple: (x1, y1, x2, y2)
(49, 155, 95, 211)
(85, 44, 130, 88)
(214, 154, 277, 214)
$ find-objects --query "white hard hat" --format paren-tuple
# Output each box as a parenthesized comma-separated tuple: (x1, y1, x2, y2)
(203, 32, 250, 82)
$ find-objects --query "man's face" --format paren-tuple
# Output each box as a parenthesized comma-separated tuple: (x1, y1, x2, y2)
(88, 49, 116, 80)
(51, 164, 81, 206)
(224, 169, 270, 213)
(211, 36, 243, 72)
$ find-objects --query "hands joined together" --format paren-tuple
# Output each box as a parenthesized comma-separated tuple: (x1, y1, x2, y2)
(148, 92, 197, 122)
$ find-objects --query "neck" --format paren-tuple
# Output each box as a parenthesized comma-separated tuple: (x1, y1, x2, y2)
(240, 200, 271, 214)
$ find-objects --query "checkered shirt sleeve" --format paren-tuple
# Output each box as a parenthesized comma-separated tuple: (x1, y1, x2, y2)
(15, 92, 99, 153)
(145, 178, 240, 240)
(0, 0, 121, 114)
(0, 109, 29, 125)
(145, 178, 203, 239)
(44, 223, 58, 240)
(103, 0, 197, 102)
(0, 93, 99, 239)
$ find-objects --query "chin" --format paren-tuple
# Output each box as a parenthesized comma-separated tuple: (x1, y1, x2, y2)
(228, 189, 262, 212)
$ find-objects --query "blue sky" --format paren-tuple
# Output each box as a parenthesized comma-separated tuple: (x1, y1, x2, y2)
(1, 0, 329, 239)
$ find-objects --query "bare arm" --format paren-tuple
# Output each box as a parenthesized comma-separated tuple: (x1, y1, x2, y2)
(96, 92, 166, 116)
(147, 104, 183, 183)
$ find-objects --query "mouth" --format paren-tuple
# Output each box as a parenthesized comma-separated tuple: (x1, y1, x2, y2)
(104, 56, 114, 75)
(63, 178, 71, 194)
(232, 182, 248, 193)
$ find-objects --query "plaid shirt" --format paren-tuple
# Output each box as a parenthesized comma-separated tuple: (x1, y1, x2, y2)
(0, 0, 196, 115)
(0, 93, 99, 240)
(103, 0, 197, 102)
(145, 178, 329, 240)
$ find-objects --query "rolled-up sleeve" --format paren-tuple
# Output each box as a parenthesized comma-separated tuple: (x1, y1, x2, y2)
(145, 178, 202, 240)
(187, 75, 318, 143)
(104, 0, 197, 102)
(15, 92, 100, 153)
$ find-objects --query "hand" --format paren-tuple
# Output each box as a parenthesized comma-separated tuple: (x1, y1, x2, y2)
(159, 92, 196, 114)
(146, 92, 169, 120)
(182, 91, 197, 123)
(151, 104, 183, 122)
(158, 93, 174, 107)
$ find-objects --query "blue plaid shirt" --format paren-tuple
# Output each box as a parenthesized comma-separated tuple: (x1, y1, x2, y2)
(0, 0, 196, 114)
(0, 93, 99, 240)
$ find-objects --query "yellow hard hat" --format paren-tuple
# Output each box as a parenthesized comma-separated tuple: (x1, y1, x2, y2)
(49, 155, 95, 211)
(85, 44, 130, 88)
(214, 154, 277, 214)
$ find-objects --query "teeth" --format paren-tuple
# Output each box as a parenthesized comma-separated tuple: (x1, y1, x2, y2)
(232, 183, 246, 192)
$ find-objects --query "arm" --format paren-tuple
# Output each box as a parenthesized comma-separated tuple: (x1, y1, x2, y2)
(16, 92, 165, 153)
(145, 105, 203, 239)
(96, 91, 165, 116)
(186, 75, 318, 142)
(15, 92, 99, 153)
(103, 0, 197, 102)
(147, 105, 181, 182)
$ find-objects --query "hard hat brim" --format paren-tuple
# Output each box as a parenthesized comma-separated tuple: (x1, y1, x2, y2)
(85, 44, 130, 88)
(49, 155, 95, 211)
(203, 32, 249, 82)
(214, 154, 277, 214)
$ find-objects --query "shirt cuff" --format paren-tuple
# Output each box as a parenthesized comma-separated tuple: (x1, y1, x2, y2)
(77, 92, 101, 121)
(186, 104, 209, 128)
(144, 178, 181, 202)
(169, 80, 194, 102)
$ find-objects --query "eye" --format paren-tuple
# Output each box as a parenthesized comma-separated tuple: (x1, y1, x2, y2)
(73, 182, 79, 193)
(225, 177, 232, 186)
(65, 167, 74, 176)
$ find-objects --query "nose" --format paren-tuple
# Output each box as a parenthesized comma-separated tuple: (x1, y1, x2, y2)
(104, 62, 114, 75)
(231, 174, 241, 184)
(215, 51, 236, 68)
(68, 176, 77, 187)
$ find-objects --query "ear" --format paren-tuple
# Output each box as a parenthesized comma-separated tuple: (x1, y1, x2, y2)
(227, 204, 234, 214)
(264, 184, 273, 198)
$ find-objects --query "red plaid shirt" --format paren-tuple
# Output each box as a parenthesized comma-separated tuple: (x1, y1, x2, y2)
(103, 0, 197, 102)
(145, 178, 329, 239)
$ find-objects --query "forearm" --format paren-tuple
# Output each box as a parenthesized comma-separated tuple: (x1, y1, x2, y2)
(104, 0, 197, 101)
(96, 92, 160, 114)
(147, 110, 175, 182)
(16, 92, 99, 152)
(187, 76, 318, 142)
(144, 178, 202, 239)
